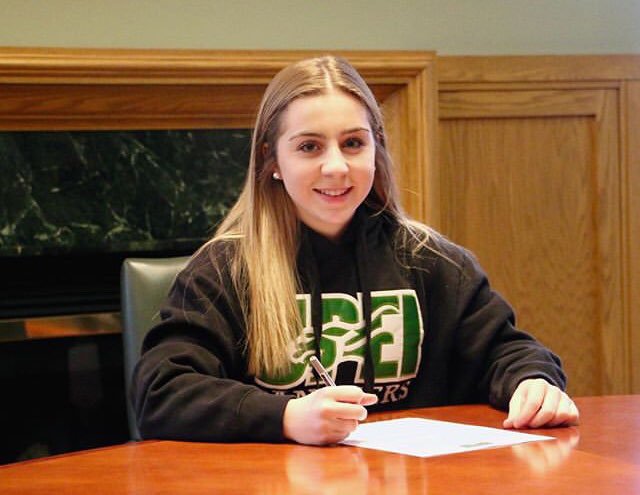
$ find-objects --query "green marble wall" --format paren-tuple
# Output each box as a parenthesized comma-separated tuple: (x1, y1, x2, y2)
(0, 130, 250, 256)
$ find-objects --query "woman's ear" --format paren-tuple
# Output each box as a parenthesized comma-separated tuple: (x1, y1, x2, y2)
(262, 143, 282, 181)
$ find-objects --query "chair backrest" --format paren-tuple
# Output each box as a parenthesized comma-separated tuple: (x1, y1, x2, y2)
(120, 256, 190, 440)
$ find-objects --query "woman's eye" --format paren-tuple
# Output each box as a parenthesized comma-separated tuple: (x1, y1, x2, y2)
(298, 142, 319, 153)
(343, 138, 364, 149)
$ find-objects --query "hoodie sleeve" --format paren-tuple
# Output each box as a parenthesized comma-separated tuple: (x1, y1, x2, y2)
(130, 248, 292, 442)
(439, 242, 566, 410)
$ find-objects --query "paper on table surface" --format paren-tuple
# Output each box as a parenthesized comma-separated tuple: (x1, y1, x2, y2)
(340, 418, 554, 458)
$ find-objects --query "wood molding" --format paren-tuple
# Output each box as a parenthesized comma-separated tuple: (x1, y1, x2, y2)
(0, 47, 436, 84)
(0, 48, 436, 223)
(440, 88, 610, 119)
(438, 55, 640, 84)
(624, 81, 640, 393)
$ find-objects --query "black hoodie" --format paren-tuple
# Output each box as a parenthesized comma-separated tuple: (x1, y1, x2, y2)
(131, 207, 566, 442)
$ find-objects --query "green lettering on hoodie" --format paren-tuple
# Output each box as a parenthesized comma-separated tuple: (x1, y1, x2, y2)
(255, 290, 424, 391)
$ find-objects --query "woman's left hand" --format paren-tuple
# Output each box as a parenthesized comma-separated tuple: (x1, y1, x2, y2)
(503, 378, 579, 429)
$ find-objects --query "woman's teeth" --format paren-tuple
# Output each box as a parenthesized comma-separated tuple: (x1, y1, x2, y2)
(317, 188, 348, 196)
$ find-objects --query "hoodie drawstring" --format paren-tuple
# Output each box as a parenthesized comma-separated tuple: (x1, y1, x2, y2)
(300, 232, 323, 362)
(355, 222, 375, 393)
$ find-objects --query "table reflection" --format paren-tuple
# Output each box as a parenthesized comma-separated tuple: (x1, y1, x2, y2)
(510, 427, 580, 474)
(285, 444, 418, 495)
(285, 446, 374, 495)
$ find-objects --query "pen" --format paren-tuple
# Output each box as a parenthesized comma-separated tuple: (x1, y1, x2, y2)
(309, 356, 336, 387)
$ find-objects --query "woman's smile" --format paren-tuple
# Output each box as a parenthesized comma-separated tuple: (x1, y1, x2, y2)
(314, 187, 352, 198)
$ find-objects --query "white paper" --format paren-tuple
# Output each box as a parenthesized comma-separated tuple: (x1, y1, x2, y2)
(340, 418, 554, 458)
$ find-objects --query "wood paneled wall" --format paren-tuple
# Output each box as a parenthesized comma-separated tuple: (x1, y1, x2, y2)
(1, 49, 636, 397)
(436, 55, 640, 396)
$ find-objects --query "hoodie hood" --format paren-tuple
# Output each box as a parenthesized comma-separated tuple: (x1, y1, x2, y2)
(297, 206, 394, 393)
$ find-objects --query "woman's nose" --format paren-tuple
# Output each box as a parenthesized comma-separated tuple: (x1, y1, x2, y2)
(321, 143, 348, 175)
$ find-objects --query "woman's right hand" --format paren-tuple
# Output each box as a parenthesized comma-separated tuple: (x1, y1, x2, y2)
(282, 386, 378, 445)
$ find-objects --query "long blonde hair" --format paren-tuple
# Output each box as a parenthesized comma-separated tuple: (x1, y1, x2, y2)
(212, 56, 411, 376)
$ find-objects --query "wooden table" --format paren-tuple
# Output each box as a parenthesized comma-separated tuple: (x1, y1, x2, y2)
(1, 396, 638, 494)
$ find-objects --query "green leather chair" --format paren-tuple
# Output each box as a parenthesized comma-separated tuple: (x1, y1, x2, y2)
(120, 256, 190, 440)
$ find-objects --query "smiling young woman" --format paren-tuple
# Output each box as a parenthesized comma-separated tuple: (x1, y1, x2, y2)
(131, 55, 578, 447)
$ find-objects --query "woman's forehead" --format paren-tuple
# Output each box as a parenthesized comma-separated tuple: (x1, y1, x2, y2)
(278, 91, 371, 137)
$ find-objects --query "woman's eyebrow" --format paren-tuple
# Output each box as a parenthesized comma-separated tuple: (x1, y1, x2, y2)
(343, 127, 371, 135)
(288, 131, 324, 141)
(288, 127, 371, 141)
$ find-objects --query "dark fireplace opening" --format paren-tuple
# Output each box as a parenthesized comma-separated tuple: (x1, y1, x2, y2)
(1, 249, 194, 319)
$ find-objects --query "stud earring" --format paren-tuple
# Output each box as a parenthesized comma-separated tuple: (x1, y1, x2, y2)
(272, 172, 281, 180)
